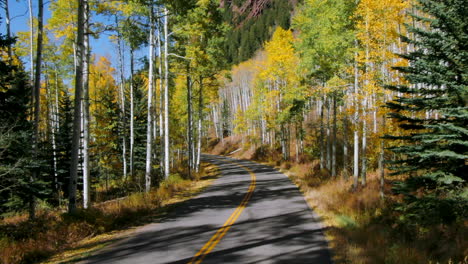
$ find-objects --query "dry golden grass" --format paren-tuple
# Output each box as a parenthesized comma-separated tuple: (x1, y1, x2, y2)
(210, 135, 243, 156)
(0, 164, 220, 264)
(291, 166, 467, 264)
(207, 139, 467, 264)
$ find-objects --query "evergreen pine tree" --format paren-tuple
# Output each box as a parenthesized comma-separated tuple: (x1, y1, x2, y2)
(56, 93, 73, 201)
(0, 21, 44, 214)
(385, 0, 468, 225)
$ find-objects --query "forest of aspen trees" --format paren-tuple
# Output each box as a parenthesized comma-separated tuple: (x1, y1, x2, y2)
(0, 0, 466, 263)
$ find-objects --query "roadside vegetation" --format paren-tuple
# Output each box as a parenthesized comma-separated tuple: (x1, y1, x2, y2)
(209, 137, 467, 263)
(0, 164, 218, 264)
(0, 0, 466, 263)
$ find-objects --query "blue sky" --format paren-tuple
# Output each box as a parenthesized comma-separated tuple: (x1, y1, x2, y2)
(0, 0, 148, 80)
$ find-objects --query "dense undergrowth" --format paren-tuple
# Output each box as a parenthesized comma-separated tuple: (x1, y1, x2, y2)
(0, 165, 215, 264)
(209, 136, 468, 264)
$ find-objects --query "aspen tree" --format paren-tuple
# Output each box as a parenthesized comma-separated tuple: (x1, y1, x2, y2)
(353, 48, 359, 190)
(332, 95, 337, 177)
(30, 0, 44, 219)
(157, 22, 164, 175)
(145, 5, 155, 191)
(115, 16, 127, 180)
(163, 7, 169, 179)
(69, 0, 85, 213)
(1, 0, 12, 60)
(28, 0, 34, 84)
(187, 64, 193, 174)
(82, 0, 90, 208)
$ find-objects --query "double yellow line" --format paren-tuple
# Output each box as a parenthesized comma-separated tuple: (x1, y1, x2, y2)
(187, 162, 256, 264)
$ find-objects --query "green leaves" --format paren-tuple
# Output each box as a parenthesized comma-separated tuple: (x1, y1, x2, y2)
(293, 0, 355, 83)
(385, 0, 468, 227)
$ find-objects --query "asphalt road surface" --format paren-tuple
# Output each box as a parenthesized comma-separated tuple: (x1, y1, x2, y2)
(81, 154, 332, 264)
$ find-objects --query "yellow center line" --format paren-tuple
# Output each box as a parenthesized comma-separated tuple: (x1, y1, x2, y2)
(187, 161, 256, 264)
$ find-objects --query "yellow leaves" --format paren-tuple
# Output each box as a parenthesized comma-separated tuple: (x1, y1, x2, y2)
(355, 0, 409, 57)
(196, 0, 212, 8)
(233, 110, 248, 134)
(234, 27, 306, 129)
(90, 56, 118, 114)
(261, 28, 299, 83)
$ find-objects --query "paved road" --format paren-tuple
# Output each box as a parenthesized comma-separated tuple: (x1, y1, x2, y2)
(81, 155, 332, 264)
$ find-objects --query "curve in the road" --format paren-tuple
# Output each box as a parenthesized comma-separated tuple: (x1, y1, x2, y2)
(188, 161, 256, 264)
(80, 154, 332, 264)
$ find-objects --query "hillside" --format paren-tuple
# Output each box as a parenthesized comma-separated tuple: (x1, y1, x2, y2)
(222, 0, 298, 64)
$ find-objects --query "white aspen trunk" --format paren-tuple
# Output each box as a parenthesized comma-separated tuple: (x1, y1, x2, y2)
(361, 100, 367, 186)
(331, 96, 337, 177)
(28, 0, 34, 84)
(157, 23, 164, 174)
(73, 43, 77, 73)
(130, 49, 135, 178)
(69, 0, 85, 213)
(163, 7, 170, 179)
(299, 117, 304, 154)
(192, 129, 196, 169)
(295, 123, 299, 162)
(326, 97, 331, 171)
(261, 118, 266, 145)
(50, 95, 58, 191)
(212, 107, 219, 139)
(187, 65, 193, 177)
(30, 0, 44, 219)
(116, 16, 127, 180)
(353, 48, 359, 190)
(52, 69, 60, 190)
(79, 102, 84, 173)
(54, 68, 60, 131)
(281, 125, 286, 160)
(379, 113, 386, 198)
(361, 20, 370, 187)
(145, 7, 155, 192)
(4, 0, 12, 60)
(373, 94, 377, 133)
(45, 75, 57, 194)
(82, 0, 90, 208)
(343, 106, 348, 179)
(195, 77, 203, 172)
(319, 97, 325, 170)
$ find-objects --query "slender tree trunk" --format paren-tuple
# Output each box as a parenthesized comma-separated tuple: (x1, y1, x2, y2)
(145, 6, 155, 192)
(212, 107, 219, 139)
(343, 107, 348, 179)
(163, 7, 170, 179)
(116, 17, 127, 180)
(361, 97, 367, 186)
(82, 0, 90, 209)
(195, 76, 203, 172)
(54, 68, 60, 130)
(29, 0, 44, 220)
(295, 122, 299, 162)
(3, 0, 12, 61)
(53, 69, 60, 190)
(373, 95, 377, 133)
(361, 22, 370, 187)
(331, 95, 337, 177)
(379, 114, 385, 198)
(186, 64, 192, 177)
(353, 48, 359, 190)
(326, 97, 331, 171)
(129, 49, 135, 178)
(69, 0, 85, 213)
(319, 97, 325, 170)
(157, 25, 164, 174)
(28, 0, 34, 84)
(48, 75, 58, 192)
